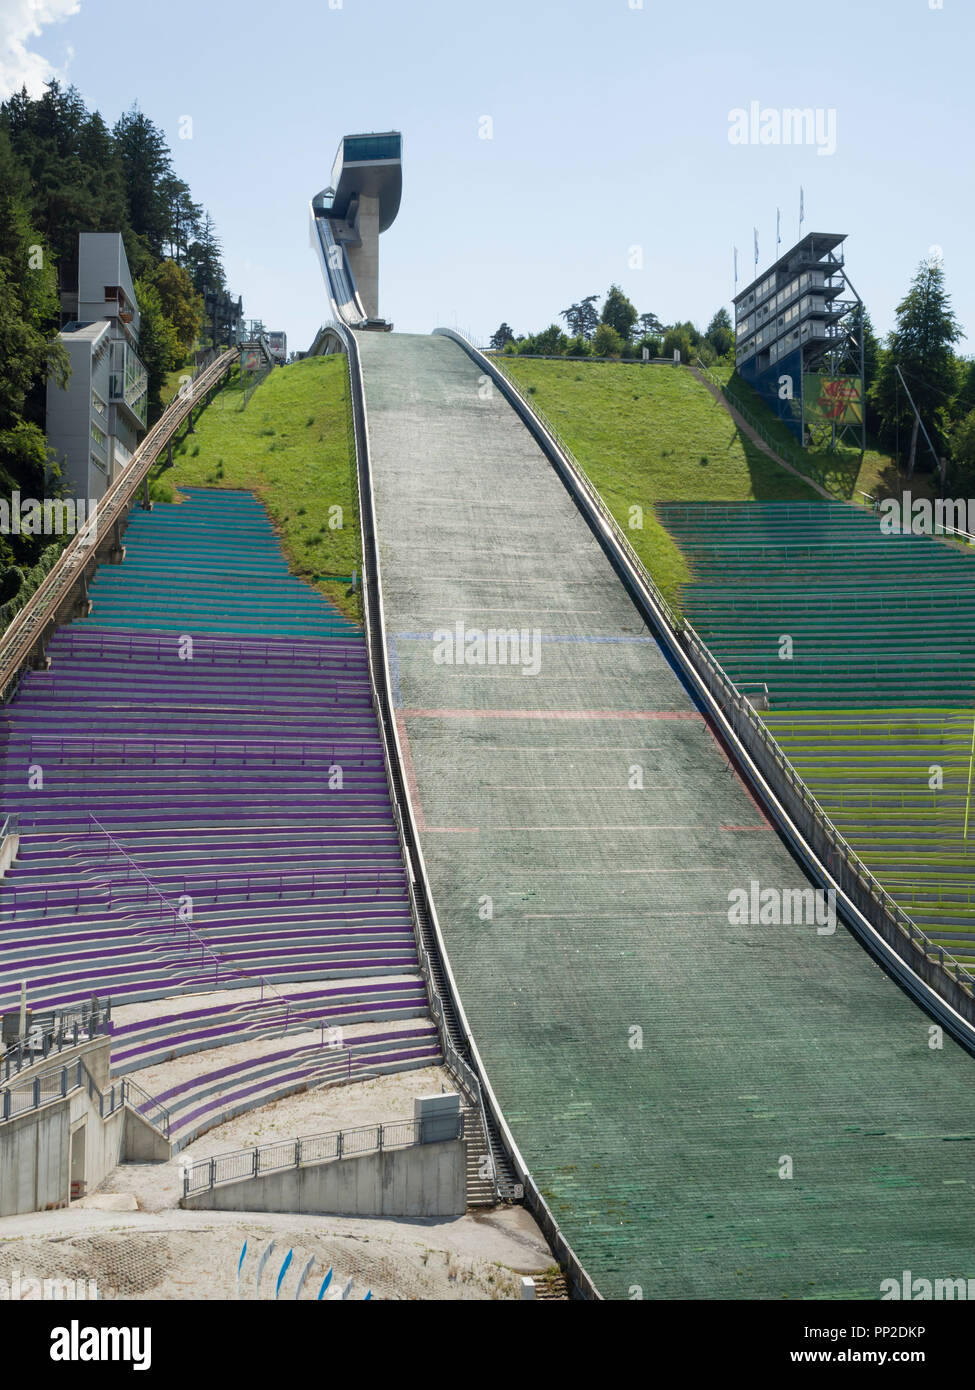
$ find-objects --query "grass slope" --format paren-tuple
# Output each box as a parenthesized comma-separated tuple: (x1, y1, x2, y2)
(152, 356, 360, 619)
(709, 362, 930, 506)
(498, 358, 819, 611)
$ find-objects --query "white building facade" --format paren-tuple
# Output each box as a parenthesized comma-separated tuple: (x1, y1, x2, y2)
(46, 233, 148, 501)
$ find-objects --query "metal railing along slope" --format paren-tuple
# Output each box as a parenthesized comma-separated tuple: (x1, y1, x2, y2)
(443, 327, 975, 1053)
(2, 1001, 112, 1081)
(326, 320, 601, 1299)
(0, 348, 238, 698)
(181, 1112, 467, 1198)
(0, 1053, 170, 1138)
(325, 321, 524, 1207)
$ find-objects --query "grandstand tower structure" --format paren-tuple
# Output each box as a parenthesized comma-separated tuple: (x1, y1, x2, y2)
(733, 232, 865, 451)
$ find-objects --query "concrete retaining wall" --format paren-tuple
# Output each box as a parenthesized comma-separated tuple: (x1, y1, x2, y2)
(183, 1139, 466, 1218)
(0, 1039, 168, 1215)
(0, 1100, 69, 1214)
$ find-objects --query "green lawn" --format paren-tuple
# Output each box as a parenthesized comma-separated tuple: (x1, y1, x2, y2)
(160, 360, 194, 410)
(497, 357, 820, 612)
(152, 356, 361, 619)
(707, 361, 928, 507)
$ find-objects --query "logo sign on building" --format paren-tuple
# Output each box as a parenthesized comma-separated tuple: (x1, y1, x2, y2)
(803, 374, 863, 425)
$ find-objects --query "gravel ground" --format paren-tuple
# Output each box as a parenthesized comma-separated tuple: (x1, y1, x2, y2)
(0, 1205, 552, 1301)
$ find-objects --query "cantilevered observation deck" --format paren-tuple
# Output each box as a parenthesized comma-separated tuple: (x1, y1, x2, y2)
(311, 132, 402, 327)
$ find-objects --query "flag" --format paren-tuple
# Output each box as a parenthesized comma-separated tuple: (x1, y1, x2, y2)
(733, 245, 739, 285)
(777, 208, 782, 246)
(753, 228, 759, 269)
(800, 187, 805, 231)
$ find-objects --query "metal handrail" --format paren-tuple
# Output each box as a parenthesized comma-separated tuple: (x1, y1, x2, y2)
(85, 816, 298, 1014)
(448, 328, 975, 1038)
(181, 1111, 467, 1197)
(0, 348, 238, 696)
(694, 357, 821, 479)
(0, 1053, 170, 1136)
(682, 624, 975, 999)
(329, 321, 516, 1204)
(2, 1000, 112, 1080)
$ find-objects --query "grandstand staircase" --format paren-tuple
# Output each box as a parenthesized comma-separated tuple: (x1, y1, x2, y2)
(462, 1106, 497, 1207)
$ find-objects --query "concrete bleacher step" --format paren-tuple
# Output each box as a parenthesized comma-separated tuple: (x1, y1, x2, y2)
(0, 487, 438, 1121)
(124, 1017, 443, 1149)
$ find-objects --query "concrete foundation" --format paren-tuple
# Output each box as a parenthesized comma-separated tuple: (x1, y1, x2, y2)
(0, 1039, 168, 1215)
(347, 194, 380, 318)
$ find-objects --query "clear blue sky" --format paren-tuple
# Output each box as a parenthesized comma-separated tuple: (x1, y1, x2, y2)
(3, 0, 972, 352)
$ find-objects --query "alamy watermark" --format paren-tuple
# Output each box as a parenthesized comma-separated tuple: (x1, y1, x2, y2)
(728, 102, 837, 157)
(728, 880, 836, 935)
(878, 492, 975, 539)
(432, 622, 542, 676)
(0, 492, 98, 538)
(881, 1270, 975, 1300)
(0, 1267, 98, 1300)
(50, 1320, 150, 1370)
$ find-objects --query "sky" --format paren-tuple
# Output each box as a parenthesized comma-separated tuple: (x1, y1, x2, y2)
(1, 0, 971, 353)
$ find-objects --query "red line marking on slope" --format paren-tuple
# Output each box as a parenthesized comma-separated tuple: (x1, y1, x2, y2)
(394, 711, 426, 830)
(394, 711, 479, 834)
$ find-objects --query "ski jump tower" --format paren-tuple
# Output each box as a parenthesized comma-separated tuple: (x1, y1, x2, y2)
(311, 132, 402, 329)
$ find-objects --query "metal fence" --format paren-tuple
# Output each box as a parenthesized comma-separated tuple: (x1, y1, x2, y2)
(334, 322, 516, 1205)
(2, 1000, 113, 1081)
(693, 358, 835, 497)
(19, 735, 379, 768)
(463, 330, 975, 1038)
(0, 1055, 170, 1137)
(682, 625, 975, 1017)
(182, 1113, 465, 1197)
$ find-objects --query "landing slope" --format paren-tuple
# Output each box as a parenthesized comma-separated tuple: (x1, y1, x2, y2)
(358, 330, 975, 1300)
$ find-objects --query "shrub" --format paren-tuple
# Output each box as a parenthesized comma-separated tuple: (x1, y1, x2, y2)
(592, 323, 623, 358)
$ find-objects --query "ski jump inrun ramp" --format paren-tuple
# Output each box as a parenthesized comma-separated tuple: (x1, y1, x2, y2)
(312, 145, 975, 1300)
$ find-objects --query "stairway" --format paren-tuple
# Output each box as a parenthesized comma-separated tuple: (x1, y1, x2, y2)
(462, 1106, 497, 1207)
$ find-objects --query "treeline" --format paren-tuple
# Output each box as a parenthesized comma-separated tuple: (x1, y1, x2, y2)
(495, 261, 975, 493)
(490, 285, 734, 365)
(0, 81, 233, 522)
(867, 258, 975, 491)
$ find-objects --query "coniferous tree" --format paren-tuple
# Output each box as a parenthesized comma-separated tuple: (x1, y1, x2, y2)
(489, 322, 515, 350)
(704, 308, 734, 357)
(871, 259, 962, 475)
(600, 285, 637, 343)
(113, 106, 174, 257)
